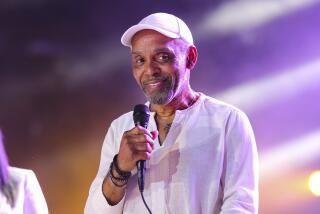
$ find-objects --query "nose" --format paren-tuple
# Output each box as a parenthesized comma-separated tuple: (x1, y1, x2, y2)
(144, 60, 161, 76)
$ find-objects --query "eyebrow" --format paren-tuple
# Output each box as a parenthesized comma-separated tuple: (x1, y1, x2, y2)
(131, 51, 142, 55)
(131, 47, 174, 56)
(154, 48, 173, 53)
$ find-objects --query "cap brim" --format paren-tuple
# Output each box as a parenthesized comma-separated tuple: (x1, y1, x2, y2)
(121, 24, 180, 47)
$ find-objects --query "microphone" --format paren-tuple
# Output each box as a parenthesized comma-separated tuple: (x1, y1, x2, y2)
(133, 104, 150, 193)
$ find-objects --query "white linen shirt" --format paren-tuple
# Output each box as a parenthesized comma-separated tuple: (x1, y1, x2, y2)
(85, 93, 259, 214)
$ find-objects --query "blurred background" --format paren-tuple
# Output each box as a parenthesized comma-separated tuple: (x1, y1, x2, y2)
(1, 0, 320, 213)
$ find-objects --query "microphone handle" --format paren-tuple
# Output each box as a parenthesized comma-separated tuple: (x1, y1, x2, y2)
(137, 160, 145, 192)
(137, 121, 147, 192)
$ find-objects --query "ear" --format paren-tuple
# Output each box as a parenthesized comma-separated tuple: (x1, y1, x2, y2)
(186, 46, 198, 70)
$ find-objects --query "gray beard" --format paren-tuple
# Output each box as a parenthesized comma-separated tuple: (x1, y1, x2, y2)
(142, 78, 174, 105)
(145, 89, 174, 105)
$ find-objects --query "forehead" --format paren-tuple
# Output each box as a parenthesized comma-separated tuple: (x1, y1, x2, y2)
(131, 30, 185, 53)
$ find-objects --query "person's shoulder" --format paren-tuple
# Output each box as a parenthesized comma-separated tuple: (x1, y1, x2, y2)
(109, 110, 135, 130)
(200, 94, 251, 128)
(200, 93, 244, 114)
(112, 111, 133, 123)
(9, 167, 35, 176)
(8, 167, 37, 183)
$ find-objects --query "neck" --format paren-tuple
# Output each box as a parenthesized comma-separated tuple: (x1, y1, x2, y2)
(151, 88, 199, 146)
(150, 88, 199, 118)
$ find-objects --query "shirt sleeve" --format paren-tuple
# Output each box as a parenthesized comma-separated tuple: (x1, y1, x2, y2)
(24, 170, 49, 214)
(220, 110, 259, 214)
(84, 123, 125, 214)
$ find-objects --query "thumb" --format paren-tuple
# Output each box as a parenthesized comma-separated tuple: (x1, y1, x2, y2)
(150, 130, 159, 140)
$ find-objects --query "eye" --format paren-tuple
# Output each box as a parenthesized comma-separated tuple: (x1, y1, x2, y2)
(156, 53, 171, 63)
(133, 56, 145, 66)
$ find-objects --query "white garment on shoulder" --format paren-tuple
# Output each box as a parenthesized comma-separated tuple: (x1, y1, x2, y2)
(0, 167, 49, 214)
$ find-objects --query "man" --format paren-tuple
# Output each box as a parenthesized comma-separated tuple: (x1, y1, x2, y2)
(85, 12, 258, 214)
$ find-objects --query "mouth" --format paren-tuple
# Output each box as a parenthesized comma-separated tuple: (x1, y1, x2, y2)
(146, 80, 162, 87)
(143, 78, 166, 87)
(142, 78, 169, 95)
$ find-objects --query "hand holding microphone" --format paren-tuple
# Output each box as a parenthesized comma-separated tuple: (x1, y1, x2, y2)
(102, 105, 157, 209)
(116, 105, 157, 213)
(116, 105, 158, 184)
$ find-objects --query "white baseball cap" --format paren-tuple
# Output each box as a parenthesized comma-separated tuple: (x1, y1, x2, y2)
(121, 12, 194, 47)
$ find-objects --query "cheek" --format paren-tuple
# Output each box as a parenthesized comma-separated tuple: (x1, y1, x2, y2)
(172, 68, 186, 90)
(132, 70, 138, 79)
(132, 69, 142, 85)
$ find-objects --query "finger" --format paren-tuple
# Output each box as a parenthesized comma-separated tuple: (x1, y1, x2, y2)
(132, 141, 153, 153)
(127, 134, 154, 151)
(130, 135, 154, 147)
(126, 134, 148, 144)
(144, 134, 155, 147)
(131, 126, 153, 138)
(126, 133, 155, 145)
(133, 151, 152, 161)
(151, 130, 159, 140)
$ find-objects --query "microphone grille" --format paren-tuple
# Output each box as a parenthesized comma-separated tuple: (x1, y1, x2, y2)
(133, 104, 150, 128)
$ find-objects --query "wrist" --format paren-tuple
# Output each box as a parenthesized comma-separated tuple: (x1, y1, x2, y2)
(113, 154, 132, 178)
(105, 155, 132, 189)
(108, 169, 128, 188)
(101, 157, 130, 206)
(102, 176, 123, 206)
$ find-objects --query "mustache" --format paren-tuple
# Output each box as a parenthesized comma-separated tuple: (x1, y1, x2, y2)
(142, 77, 167, 85)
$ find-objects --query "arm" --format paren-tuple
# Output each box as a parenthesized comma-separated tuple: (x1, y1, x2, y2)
(84, 123, 125, 214)
(220, 110, 259, 214)
(85, 122, 157, 214)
